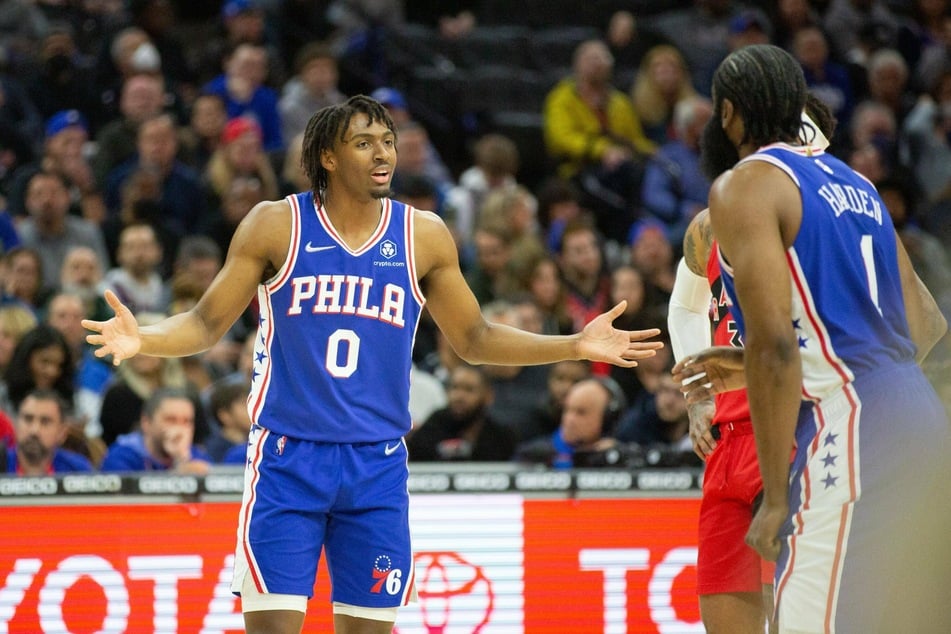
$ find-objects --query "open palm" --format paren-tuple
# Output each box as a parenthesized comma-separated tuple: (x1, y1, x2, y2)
(81, 290, 142, 365)
(578, 301, 663, 367)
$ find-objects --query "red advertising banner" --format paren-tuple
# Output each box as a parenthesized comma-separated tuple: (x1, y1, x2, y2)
(0, 496, 702, 633)
(523, 498, 702, 633)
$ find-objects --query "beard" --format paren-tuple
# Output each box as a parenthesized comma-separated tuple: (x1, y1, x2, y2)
(446, 405, 484, 434)
(18, 436, 51, 465)
(700, 116, 740, 181)
(372, 187, 393, 199)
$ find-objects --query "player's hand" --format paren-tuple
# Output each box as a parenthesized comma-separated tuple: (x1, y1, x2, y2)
(687, 399, 717, 460)
(746, 499, 787, 562)
(81, 289, 142, 365)
(672, 346, 746, 403)
(579, 301, 664, 367)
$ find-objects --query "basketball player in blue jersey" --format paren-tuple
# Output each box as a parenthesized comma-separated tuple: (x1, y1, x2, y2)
(81, 95, 664, 634)
(680, 44, 951, 633)
(669, 97, 836, 634)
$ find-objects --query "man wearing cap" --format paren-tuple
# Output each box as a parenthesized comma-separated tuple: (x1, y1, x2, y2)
(7, 109, 105, 223)
(727, 10, 771, 51)
(196, 0, 285, 92)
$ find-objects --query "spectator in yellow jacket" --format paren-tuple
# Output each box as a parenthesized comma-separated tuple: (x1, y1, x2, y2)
(543, 39, 655, 243)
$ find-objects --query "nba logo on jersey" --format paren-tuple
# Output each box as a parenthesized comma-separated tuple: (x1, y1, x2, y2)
(380, 240, 397, 259)
(276, 435, 286, 456)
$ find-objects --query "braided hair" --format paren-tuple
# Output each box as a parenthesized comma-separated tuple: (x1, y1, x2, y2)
(803, 92, 837, 144)
(712, 44, 807, 148)
(300, 95, 396, 207)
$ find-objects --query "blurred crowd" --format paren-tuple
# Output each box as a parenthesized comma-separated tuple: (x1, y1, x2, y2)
(0, 0, 949, 474)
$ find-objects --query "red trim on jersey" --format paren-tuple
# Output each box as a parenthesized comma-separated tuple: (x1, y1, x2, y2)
(401, 562, 416, 606)
(823, 385, 859, 631)
(255, 195, 299, 420)
(249, 289, 276, 422)
(242, 428, 269, 592)
(267, 195, 302, 293)
(786, 251, 853, 395)
(316, 198, 392, 256)
(776, 383, 861, 632)
(404, 205, 425, 305)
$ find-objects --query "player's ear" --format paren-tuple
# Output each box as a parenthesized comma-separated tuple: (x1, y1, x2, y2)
(320, 150, 335, 172)
(720, 99, 734, 128)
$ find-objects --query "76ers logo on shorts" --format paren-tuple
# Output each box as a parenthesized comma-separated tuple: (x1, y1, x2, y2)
(370, 554, 403, 595)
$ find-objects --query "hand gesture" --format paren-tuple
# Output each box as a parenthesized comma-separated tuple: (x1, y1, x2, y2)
(746, 498, 788, 562)
(81, 290, 142, 365)
(671, 346, 746, 404)
(162, 426, 192, 464)
(687, 399, 717, 460)
(578, 301, 663, 367)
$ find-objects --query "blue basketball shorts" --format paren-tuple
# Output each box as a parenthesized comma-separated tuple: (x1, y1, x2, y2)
(230, 424, 417, 608)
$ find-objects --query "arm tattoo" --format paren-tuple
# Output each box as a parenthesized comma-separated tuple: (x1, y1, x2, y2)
(683, 214, 713, 276)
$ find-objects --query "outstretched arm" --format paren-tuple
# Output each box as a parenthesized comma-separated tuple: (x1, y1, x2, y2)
(415, 210, 663, 367)
(83, 200, 288, 363)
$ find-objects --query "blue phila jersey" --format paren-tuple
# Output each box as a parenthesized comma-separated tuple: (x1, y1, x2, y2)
(248, 193, 425, 442)
(717, 143, 916, 401)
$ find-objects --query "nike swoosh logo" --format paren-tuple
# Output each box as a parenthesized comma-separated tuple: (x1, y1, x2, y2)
(305, 242, 336, 252)
(384, 442, 401, 456)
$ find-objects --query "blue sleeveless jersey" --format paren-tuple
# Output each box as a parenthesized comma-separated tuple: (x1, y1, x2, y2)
(717, 144, 916, 400)
(247, 192, 425, 441)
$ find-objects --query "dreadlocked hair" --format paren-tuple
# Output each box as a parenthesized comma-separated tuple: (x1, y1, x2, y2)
(804, 92, 837, 142)
(712, 44, 807, 148)
(300, 94, 396, 207)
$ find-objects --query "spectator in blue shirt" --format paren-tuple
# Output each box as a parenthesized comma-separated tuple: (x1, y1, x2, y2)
(103, 113, 209, 240)
(202, 43, 283, 151)
(5, 388, 92, 474)
(101, 387, 211, 473)
(640, 96, 713, 252)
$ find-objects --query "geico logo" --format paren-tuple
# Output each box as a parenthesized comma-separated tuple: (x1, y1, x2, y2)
(636, 471, 694, 491)
(203, 474, 244, 493)
(0, 477, 57, 495)
(452, 473, 511, 491)
(406, 473, 451, 492)
(514, 471, 572, 490)
(62, 474, 123, 493)
(575, 471, 633, 490)
(0, 554, 243, 632)
(137, 476, 199, 494)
